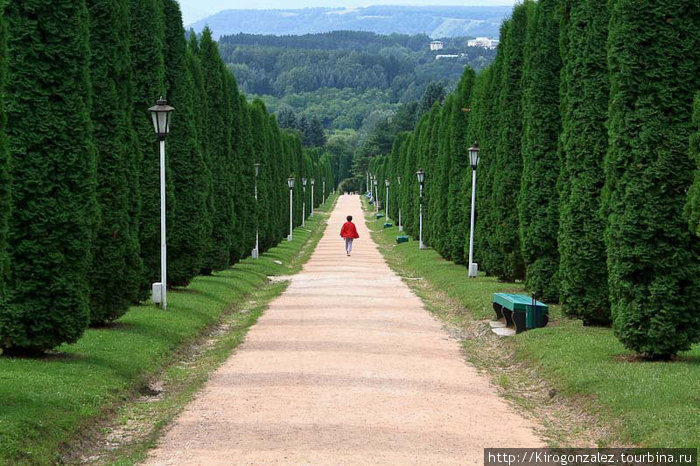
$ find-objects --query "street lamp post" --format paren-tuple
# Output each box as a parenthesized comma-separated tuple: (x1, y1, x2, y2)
(416, 170, 426, 249)
(302, 177, 307, 226)
(287, 176, 295, 241)
(468, 142, 480, 277)
(397, 176, 403, 231)
(385, 179, 390, 222)
(148, 97, 174, 310)
(310, 178, 315, 218)
(373, 178, 379, 213)
(253, 162, 261, 259)
(322, 177, 326, 204)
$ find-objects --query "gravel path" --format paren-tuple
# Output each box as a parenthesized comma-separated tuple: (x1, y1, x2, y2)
(145, 194, 542, 465)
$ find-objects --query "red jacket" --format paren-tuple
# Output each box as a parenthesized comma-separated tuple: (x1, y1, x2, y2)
(340, 222, 360, 239)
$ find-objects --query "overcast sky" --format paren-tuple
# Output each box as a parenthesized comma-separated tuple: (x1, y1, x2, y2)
(177, 0, 516, 25)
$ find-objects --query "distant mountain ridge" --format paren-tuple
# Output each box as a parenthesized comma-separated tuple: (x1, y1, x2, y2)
(189, 5, 511, 39)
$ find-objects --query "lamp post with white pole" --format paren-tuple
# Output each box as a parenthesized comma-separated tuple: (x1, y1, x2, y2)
(253, 162, 261, 259)
(373, 178, 379, 213)
(467, 142, 480, 277)
(148, 97, 174, 310)
(322, 177, 326, 204)
(416, 170, 426, 249)
(397, 176, 403, 231)
(385, 179, 390, 222)
(287, 176, 295, 241)
(302, 177, 307, 226)
(310, 178, 315, 218)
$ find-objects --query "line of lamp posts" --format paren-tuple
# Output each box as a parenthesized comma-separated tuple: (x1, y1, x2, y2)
(146, 97, 330, 310)
(367, 141, 481, 278)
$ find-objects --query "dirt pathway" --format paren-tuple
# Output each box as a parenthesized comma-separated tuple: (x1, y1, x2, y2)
(145, 195, 542, 465)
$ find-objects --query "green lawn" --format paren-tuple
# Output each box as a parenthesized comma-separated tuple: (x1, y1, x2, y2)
(0, 195, 337, 465)
(366, 209, 699, 450)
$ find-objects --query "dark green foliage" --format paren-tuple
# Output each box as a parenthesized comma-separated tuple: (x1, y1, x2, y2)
(605, 0, 700, 357)
(417, 82, 446, 118)
(557, 0, 611, 324)
(87, 0, 142, 323)
(1, 0, 96, 351)
(162, 0, 209, 287)
(447, 68, 475, 265)
(473, 62, 502, 276)
(518, 0, 562, 302)
(129, 0, 166, 292)
(0, 0, 9, 294)
(490, 1, 532, 282)
(199, 28, 234, 270)
(687, 93, 700, 236)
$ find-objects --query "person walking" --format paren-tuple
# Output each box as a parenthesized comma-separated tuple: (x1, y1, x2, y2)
(340, 215, 360, 256)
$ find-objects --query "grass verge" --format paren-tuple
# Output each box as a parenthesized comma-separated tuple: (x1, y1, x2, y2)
(364, 202, 699, 450)
(0, 195, 337, 466)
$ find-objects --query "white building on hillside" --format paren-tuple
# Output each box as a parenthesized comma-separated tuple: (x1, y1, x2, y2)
(430, 40, 444, 51)
(467, 37, 499, 49)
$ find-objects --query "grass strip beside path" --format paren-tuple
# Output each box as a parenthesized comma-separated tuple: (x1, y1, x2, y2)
(0, 195, 337, 465)
(364, 203, 699, 450)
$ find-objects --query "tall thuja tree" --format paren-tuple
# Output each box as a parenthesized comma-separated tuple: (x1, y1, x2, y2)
(518, 0, 562, 302)
(605, 0, 700, 357)
(425, 103, 444, 248)
(227, 76, 250, 264)
(199, 28, 233, 270)
(186, 33, 214, 274)
(130, 0, 166, 293)
(476, 32, 507, 276)
(687, 93, 700, 236)
(430, 98, 452, 257)
(1, 0, 96, 352)
(447, 67, 475, 265)
(162, 0, 208, 286)
(87, 0, 142, 323)
(491, 2, 532, 281)
(0, 0, 8, 294)
(558, 0, 610, 324)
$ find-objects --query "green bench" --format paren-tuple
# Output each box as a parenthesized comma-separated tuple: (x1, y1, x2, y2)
(492, 293, 548, 334)
(395, 235, 409, 244)
(383, 222, 393, 228)
(376, 213, 384, 219)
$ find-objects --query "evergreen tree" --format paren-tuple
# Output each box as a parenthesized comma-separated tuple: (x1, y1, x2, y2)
(558, 0, 611, 324)
(162, 0, 209, 286)
(605, 0, 700, 357)
(1, 0, 97, 351)
(447, 68, 475, 265)
(491, 2, 532, 281)
(87, 0, 142, 323)
(199, 28, 233, 270)
(417, 81, 446, 117)
(687, 93, 700, 236)
(186, 32, 215, 275)
(0, 0, 9, 294)
(129, 0, 166, 293)
(518, 0, 562, 302)
(277, 105, 297, 129)
(473, 63, 502, 276)
(307, 116, 327, 148)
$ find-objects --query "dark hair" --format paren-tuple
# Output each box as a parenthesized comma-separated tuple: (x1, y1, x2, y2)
(347, 215, 353, 222)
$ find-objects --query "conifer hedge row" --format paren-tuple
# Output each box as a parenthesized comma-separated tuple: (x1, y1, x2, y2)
(374, 0, 700, 358)
(0, 0, 333, 353)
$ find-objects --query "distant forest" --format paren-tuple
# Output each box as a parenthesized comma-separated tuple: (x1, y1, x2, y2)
(218, 31, 496, 130)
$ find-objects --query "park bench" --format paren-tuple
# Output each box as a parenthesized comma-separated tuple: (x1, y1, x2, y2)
(492, 293, 548, 334)
(376, 213, 384, 219)
(383, 222, 393, 228)
(396, 235, 409, 244)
